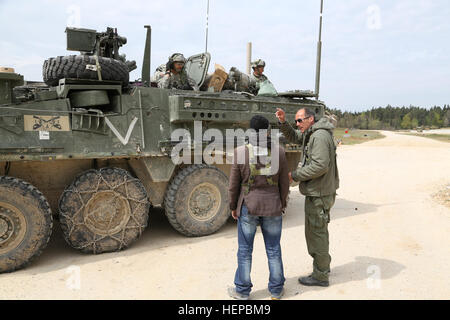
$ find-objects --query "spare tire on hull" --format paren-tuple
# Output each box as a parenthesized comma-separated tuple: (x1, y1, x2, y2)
(43, 55, 129, 86)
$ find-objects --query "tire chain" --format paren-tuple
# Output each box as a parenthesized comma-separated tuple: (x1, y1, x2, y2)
(59, 168, 150, 254)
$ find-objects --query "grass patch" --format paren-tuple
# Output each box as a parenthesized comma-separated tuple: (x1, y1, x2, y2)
(403, 133, 450, 143)
(334, 129, 385, 145)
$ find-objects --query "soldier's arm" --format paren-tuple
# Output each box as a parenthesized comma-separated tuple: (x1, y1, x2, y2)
(292, 134, 330, 182)
(187, 76, 199, 91)
(157, 74, 170, 89)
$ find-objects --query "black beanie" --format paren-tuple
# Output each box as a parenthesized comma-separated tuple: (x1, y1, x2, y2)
(250, 115, 269, 132)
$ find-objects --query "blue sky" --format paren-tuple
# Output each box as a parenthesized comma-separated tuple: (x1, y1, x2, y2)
(0, 0, 449, 111)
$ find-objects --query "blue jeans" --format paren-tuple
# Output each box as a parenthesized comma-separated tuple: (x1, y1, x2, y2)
(234, 204, 285, 296)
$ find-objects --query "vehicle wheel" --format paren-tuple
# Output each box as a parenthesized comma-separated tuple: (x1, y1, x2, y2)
(0, 177, 53, 273)
(164, 164, 230, 237)
(59, 168, 150, 254)
(42, 55, 129, 86)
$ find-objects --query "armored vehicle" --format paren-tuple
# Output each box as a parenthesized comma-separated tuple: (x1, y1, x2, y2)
(0, 24, 327, 273)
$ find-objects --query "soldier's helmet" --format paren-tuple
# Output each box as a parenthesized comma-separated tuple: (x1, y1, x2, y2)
(251, 59, 266, 69)
(169, 53, 186, 64)
(167, 53, 187, 70)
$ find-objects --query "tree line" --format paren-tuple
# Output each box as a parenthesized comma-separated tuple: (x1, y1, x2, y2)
(327, 105, 450, 130)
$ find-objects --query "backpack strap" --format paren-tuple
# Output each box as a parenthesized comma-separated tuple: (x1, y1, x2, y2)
(241, 144, 278, 195)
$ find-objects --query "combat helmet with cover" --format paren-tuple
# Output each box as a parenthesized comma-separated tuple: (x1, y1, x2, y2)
(167, 53, 187, 70)
(251, 59, 266, 69)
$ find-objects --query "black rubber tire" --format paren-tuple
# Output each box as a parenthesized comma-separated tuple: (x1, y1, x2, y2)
(43, 55, 129, 86)
(58, 168, 150, 254)
(164, 164, 230, 237)
(0, 176, 53, 273)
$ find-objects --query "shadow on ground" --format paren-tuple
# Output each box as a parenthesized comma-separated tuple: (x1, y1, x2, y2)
(3, 196, 380, 276)
(250, 256, 406, 300)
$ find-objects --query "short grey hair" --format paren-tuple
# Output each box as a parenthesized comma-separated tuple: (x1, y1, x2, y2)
(302, 108, 316, 121)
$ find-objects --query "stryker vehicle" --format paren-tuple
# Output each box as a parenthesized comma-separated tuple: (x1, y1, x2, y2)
(0, 14, 328, 272)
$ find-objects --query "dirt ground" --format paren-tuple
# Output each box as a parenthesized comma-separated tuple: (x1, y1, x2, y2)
(0, 130, 449, 300)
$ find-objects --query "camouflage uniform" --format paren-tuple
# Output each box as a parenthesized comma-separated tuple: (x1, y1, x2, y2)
(157, 71, 199, 91)
(151, 64, 166, 83)
(250, 73, 268, 85)
(250, 59, 269, 94)
(157, 53, 199, 91)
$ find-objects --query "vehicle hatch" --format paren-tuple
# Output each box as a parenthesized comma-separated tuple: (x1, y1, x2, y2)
(185, 52, 211, 88)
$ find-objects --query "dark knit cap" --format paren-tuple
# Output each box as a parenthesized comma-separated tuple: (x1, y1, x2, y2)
(250, 115, 269, 132)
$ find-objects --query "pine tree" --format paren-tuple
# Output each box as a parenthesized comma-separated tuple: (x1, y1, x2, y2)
(401, 114, 412, 129)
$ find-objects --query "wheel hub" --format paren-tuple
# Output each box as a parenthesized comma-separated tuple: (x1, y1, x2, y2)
(196, 193, 212, 209)
(188, 183, 221, 221)
(83, 191, 131, 236)
(0, 202, 27, 254)
(0, 215, 12, 240)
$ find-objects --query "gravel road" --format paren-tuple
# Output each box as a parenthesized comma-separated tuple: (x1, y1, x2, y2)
(0, 130, 449, 300)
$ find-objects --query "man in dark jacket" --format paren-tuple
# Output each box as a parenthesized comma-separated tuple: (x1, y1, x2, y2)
(276, 107, 339, 287)
(228, 115, 290, 300)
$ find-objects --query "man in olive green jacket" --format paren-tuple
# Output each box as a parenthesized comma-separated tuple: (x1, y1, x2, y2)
(275, 107, 339, 287)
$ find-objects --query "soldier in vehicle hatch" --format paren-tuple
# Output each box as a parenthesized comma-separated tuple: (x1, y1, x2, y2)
(249, 59, 269, 93)
(157, 53, 199, 91)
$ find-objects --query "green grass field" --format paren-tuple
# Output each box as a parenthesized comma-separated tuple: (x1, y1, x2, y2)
(334, 129, 385, 145)
(403, 133, 450, 143)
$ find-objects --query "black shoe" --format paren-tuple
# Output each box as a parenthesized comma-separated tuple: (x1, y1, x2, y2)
(298, 275, 329, 287)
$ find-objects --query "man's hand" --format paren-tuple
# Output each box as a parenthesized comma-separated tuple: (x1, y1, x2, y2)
(288, 172, 294, 184)
(231, 210, 238, 220)
(275, 108, 286, 123)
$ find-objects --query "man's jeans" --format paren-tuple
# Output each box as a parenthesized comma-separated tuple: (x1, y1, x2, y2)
(234, 204, 285, 297)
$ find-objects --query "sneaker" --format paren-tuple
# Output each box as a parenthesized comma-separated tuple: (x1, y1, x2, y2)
(298, 275, 329, 287)
(271, 288, 285, 300)
(227, 286, 250, 300)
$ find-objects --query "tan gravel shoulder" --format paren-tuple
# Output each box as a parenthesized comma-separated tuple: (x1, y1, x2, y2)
(0, 130, 449, 300)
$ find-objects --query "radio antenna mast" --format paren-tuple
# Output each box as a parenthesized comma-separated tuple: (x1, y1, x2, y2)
(315, 0, 324, 100)
(205, 0, 210, 53)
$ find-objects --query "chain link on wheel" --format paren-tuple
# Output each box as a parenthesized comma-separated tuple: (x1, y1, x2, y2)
(59, 167, 150, 254)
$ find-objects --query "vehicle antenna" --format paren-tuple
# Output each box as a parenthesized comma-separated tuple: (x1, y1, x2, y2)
(142, 25, 151, 85)
(315, 0, 324, 100)
(205, 0, 210, 53)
